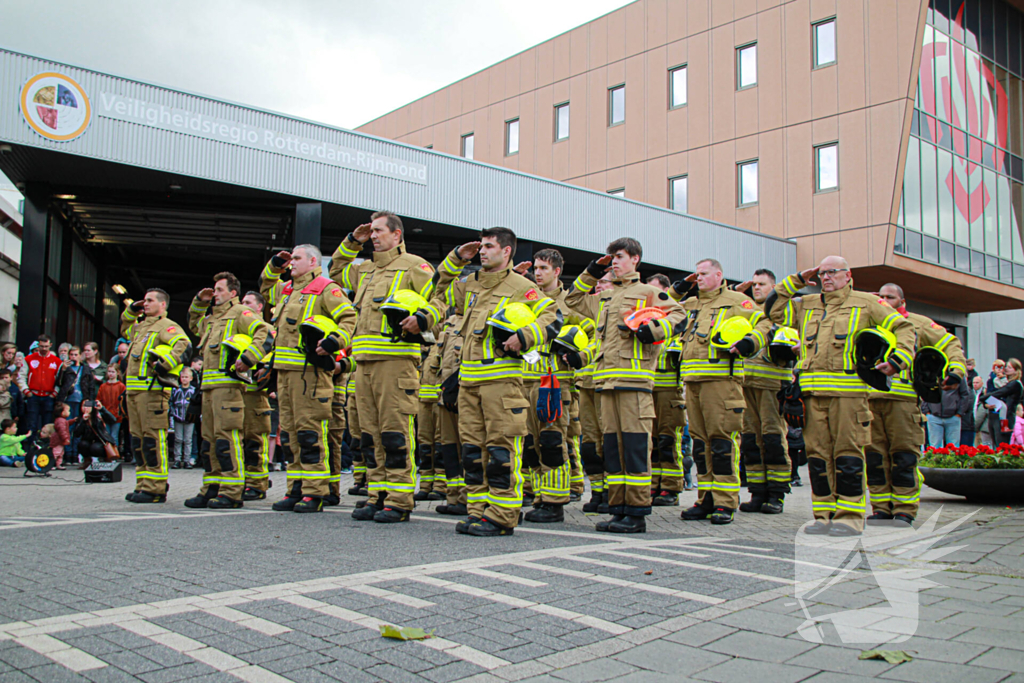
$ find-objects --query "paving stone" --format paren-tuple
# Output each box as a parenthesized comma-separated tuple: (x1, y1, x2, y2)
(613, 640, 730, 676)
(693, 658, 819, 683)
(967, 647, 1024, 672)
(137, 662, 218, 683)
(495, 644, 557, 664)
(20, 664, 91, 683)
(703, 630, 816, 662)
(419, 661, 487, 683)
(362, 663, 432, 683)
(713, 608, 807, 637)
(878, 659, 1009, 683)
(955, 626, 1024, 651)
(94, 651, 164, 675)
(548, 657, 638, 682)
(311, 660, 381, 683)
(662, 622, 738, 648)
(783, 644, 898, 677)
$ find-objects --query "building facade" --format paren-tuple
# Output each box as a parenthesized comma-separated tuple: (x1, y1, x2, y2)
(359, 0, 1024, 314)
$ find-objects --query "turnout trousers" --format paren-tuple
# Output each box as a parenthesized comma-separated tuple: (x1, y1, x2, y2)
(458, 379, 529, 529)
(347, 392, 365, 488)
(866, 399, 924, 519)
(242, 391, 273, 493)
(578, 387, 605, 495)
(524, 380, 571, 505)
(568, 391, 585, 495)
(601, 389, 656, 516)
(278, 369, 333, 499)
(127, 390, 171, 496)
(416, 402, 446, 495)
(437, 403, 465, 506)
(198, 386, 246, 501)
(356, 358, 419, 511)
(652, 388, 687, 494)
(741, 386, 792, 500)
(328, 387, 346, 497)
(804, 395, 872, 532)
(685, 380, 744, 511)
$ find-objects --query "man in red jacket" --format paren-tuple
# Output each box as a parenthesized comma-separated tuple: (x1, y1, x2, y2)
(24, 335, 60, 434)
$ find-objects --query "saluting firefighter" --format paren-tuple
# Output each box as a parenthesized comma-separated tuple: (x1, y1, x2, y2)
(435, 311, 467, 515)
(330, 211, 440, 523)
(673, 259, 773, 526)
(566, 238, 685, 534)
(767, 256, 915, 536)
(646, 274, 687, 507)
(870, 283, 966, 526)
(425, 227, 558, 536)
(184, 273, 272, 509)
(735, 269, 796, 515)
(260, 244, 357, 513)
(415, 339, 446, 502)
(239, 290, 276, 501)
(122, 289, 192, 503)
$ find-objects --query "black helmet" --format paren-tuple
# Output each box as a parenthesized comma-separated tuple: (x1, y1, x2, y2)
(912, 347, 950, 403)
(853, 327, 897, 392)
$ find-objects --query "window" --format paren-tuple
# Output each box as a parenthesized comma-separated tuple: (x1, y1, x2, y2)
(669, 65, 687, 108)
(461, 133, 474, 159)
(815, 143, 838, 191)
(738, 160, 758, 206)
(670, 176, 688, 212)
(505, 119, 519, 156)
(814, 19, 836, 67)
(609, 85, 625, 126)
(608, 188, 625, 197)
(425, 144, 433, 149)
(737, 43, 757, 89)
(555, 103, 569, 141)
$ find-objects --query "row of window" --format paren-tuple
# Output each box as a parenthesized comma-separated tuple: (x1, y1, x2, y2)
(454, 18, 837, 158)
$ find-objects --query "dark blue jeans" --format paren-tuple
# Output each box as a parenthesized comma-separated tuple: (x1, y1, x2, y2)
(960, 430, 976, 447)
(24, 396, 54, 435)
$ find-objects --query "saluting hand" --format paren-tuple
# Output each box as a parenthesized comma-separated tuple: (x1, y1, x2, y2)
(733, 280, 753, 294)
(457, 241, 482, 260)
(352, 223, 372, 243)
(270, 250, 292, 273)
(513, 261, 532, 275)
(799, 266, 821, 286)
(197, 288, 214, 302)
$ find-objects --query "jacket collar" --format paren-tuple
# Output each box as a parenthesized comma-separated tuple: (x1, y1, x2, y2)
(476, 266, 512, 288)
(292, 267, 322, 288)
(372, 242, 407, 267)
(212, 296, 239, 317)
(698, 284, 726, 301)
(612, 271, 641, 286)
(822, 282, 852, 306)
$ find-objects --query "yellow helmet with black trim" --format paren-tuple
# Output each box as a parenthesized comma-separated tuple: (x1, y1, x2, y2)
(221, 334, 254, 382)
(912, 346, 951, 403)
(768, 326, 801, 366)
(551, 324, 589, 369)
(709, 316, 754, 351)
(486, 302, 536, 358)
(853, 326, 897, 392)
(380, 290, 431, 344)
(299, 315, 341, 371)
(147, 345, 184, 388)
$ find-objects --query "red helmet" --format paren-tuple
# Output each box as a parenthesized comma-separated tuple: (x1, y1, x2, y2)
(623, 307, 667, 340)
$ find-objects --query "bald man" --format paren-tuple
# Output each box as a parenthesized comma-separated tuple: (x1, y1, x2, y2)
(767, 257, 915, 536)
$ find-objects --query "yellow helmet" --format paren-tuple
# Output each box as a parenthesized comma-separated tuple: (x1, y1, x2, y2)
(768, 326, 801, 366)
(551, 325, 589, 355)
(147, 345, 184, 388)
(380, 290, 431, 343)
(299, 315, 341, 371)
(853, 326, 897, 391)
(486, 302, 536, 358)
(709, 316, 754, 351)
(221, 334, 253, 382)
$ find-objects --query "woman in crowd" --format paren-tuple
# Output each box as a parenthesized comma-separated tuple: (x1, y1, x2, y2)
(80, 342, 107, 400)
(72, 399, 117, 469)
(980, 358, 1024, 445)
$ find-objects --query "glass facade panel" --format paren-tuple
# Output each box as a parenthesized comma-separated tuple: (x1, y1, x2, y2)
(506, 119, 519, 156)
(814, 20, 836, 67)
(670, 176, 688, 212)
(739, 160, 758, 205)
(555, 103, 569, 141)
(920, 142, 939, 235)
(609, 86, 625, 125)
(903, 138, 923, 231)
(670, 66, 687, 108)
(737, 44, 757, 89)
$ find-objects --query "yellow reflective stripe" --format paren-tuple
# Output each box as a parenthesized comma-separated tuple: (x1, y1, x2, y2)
(800, 371, 868, 392)
(594, 368, 655, 382)
(460, 359, 522, 383)
(337, 240, 360, 259)
(572, 275, 593, 294)
(743, 363, 792, 380)
(352, 334, 420, 357)
(844, 307, 860, 370)
(781, 275, 801, 296)
(262, 263, 281, 281)
(879, 312, 902, 331)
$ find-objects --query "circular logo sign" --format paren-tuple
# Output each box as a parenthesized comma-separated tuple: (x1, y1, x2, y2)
(19, 72, 91, 142)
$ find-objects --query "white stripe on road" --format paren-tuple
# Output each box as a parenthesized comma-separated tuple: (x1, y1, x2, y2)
(513, 561, 725, 605)
(345, 584, 436, 608)
(201, 606, 292, 635)
(13, 634, 106, 672)
(560, 555, 637, 570)
(595, 549, 795, 584)
(462, 568, 547, 587)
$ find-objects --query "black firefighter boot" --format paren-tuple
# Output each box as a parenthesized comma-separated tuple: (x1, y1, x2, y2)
(681, 495, 714, 520)
(524, 502, 564, 524)
(293, 496, 323, 513)
(184, 485, 219, 509)
(272, 482, 304, 511)
(739, 494, 767, 513)
(353, 493, 385, 520)
(582, 490, 604, 513)
(608, 515, 646, 533)
(208, 495, 243, 510)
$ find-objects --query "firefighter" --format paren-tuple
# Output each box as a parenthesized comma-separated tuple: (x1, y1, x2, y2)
(260, 244, 357, 513)
(767, 256, 915, 536)
(646, 274, 687, 507)
(566, 238, 685, 534)
(346, 369, 366, 497)
(869, 283, 965, 526)
(327, 349, 353, 506)
(435, 312, 466, 515)
(415, 340, 445, 501)
(673, 259, 773, 525)
(567, 389, 585, 501)
(184, 273, 271, 509)
(239, 290, 276, 501)
(567, 272, 612, 513)
(735, 269, 795, 515)
(425, 227, 558, 536)
(122, 289, 192, 503)
(329, 211, 439, 523)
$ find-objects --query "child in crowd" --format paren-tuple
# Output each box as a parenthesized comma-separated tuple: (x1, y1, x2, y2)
(0, 369, 12, 422)
(1011, 404, 1024, 446)
(170, 368, 196, 469)
(96, 365, 125, 455)
(0, 419, 30, 466)
(50, 401, 71, 470)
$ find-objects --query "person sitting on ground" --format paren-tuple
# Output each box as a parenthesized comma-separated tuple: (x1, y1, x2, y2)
(72, 400, 117, 469)
(50, 401, 71, 470)
(0, 419, 30, 466)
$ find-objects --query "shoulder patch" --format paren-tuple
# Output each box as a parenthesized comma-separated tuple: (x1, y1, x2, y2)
(658, 291, 669, 301)
(419, 263, 434, 272)
(524, 288, 539, 301)
(331, 289, 343, 297)
(740, 300, 753, 309)
(242, 310, 252, 317)
(166, 326, 177, 334)
(931, 322, 944, 330)
(877, 298, 890, 307)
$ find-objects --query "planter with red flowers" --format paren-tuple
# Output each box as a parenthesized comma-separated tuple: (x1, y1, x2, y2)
(919, 444, 1024, 503)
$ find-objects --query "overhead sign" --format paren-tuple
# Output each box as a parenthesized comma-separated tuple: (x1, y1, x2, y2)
(20, 72, 92, 142)
(97, 92, 428, 185)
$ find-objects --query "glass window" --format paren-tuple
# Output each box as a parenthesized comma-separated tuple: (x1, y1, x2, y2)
(737, 44, 757, 89)
(1000, 177, 1013, 256)
(955, 156, 969, 245)
(903, 138, 923, 231)
(933, 30, 951, 124)
(670, 65, 687, 108)
(920, 142, 939, 236)
(505, 119, 519, 156)
(816, 143, 838, 191)
(1013, 182, 1024, 262)
(461, 133, 474, 159)
(738, 160, 759, 205)
(608, 188, 625, 197)
(670, 176, 688, 212)
(609, 85, 625, 126)
(814, 19, 836, 67)
(980, 0, 995, 61)
(555, 103, 569, 141)
(984, 168, 998, 253)
(937, 147, 954, 241)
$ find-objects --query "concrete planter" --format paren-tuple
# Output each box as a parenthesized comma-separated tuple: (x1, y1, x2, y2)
(920, 467, 1024, 503)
